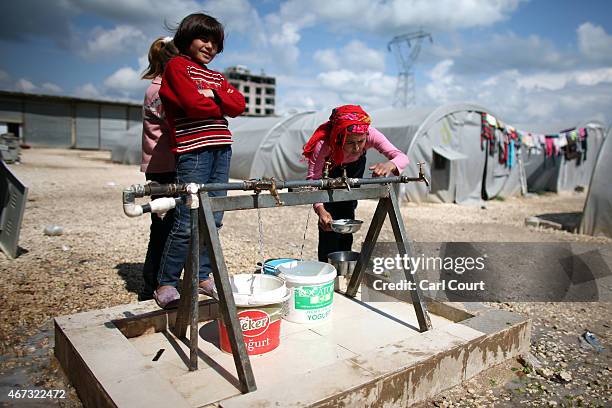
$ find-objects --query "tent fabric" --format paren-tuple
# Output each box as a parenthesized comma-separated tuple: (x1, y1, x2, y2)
(228, 103, 523, 204)
(432, 145, 469, 161)
(110, 125, 142, 165)
(579, 126, 612, 237)
(522, 121, 606, 192)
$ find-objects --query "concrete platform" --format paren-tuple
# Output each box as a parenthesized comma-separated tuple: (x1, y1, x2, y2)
(55, 290, 530, 407)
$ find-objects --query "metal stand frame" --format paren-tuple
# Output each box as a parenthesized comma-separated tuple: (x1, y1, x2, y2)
(172, 183, 433, 394)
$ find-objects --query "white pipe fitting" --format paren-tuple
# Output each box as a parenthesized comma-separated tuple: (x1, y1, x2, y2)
(123, 202, 144, 217)
(150, 197, 180, 214)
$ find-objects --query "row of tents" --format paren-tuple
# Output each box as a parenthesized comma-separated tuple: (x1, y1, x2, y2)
(111, 102, 609, 237)
(227, 103, 607, 202)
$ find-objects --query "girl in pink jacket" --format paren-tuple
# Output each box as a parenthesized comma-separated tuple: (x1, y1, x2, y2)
(139, 37, 179, 301)
(303, 105, 409, 262)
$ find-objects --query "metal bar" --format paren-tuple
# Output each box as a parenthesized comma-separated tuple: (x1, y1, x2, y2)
(345, 196, 389, 297)
(172, 207, 201, 372)
(198, 176, 419, 191)
(210, 187, 389, 212)
(199, 193, 257, 393)
(387, 185, 433, 332)
(173, 242, 193, 339)
(136, 175, 426, 197)
(189, 207, 199, 370)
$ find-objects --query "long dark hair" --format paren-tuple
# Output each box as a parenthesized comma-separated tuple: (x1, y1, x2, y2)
(172, 13, 225, 55)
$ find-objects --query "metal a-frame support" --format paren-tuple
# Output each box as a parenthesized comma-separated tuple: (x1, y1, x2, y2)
(345, 186, 432, 332)
(172, 183, 432, 394)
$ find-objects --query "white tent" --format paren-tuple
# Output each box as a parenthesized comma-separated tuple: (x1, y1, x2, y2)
(110, 124, 142, 165)
(228, 103, 523, 204)
(579, 126, 612, 237)
(521, 120, 606, 193)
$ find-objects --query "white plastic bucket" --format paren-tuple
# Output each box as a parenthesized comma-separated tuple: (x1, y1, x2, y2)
(277, 261, 337, 324)
(215, 274, 290, 355)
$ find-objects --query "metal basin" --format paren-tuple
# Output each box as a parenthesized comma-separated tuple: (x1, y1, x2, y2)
(330, 219, 363, 234)
(327, 251, 360, 277)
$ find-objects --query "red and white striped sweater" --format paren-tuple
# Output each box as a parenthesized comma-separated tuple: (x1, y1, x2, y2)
(159, 55, 245, 154)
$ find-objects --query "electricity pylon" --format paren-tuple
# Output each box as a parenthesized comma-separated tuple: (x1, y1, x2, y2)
(388, 30, 433, 107)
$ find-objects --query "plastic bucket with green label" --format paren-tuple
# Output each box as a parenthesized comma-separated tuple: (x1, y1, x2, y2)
(277, 261, 337, 324)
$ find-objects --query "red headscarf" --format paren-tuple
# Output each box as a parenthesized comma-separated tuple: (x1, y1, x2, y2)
(303, 105, 371, 166)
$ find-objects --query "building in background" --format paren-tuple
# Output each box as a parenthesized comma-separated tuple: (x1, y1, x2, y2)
(0, 90, 141, 150)
(225, 66, 276, 116)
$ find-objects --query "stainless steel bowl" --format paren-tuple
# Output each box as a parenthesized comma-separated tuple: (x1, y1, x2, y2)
(327, 251, 359, 276)
(330, 219, 363, 234)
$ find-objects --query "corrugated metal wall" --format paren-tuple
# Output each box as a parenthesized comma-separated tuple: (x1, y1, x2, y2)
(75, 103, 100, 149)
(0, 97, 23, 124)
(0, 93, 142, 150)
(128, 106, 142, 129)
(100, 105, 128, 150)
(24, 100, 72, 147)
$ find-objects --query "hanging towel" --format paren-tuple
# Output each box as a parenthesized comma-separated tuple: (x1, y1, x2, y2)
(545, 136, 555, 157)
(507, 139, 515, 168)
(486, 113, 497, 127)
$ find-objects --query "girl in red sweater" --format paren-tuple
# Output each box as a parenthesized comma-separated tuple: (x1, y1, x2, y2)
(155, 13, 245, 309)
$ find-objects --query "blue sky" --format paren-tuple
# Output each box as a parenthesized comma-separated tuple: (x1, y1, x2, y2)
(1, 0, 612, 128)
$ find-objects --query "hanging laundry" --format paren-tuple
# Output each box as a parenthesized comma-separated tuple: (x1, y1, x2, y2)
(564, 136, 581, 161)
(506, 139, 515, 168)
(486, 113, 497, 128)
(538, 134, 546, 147)
(582, 128, 588, 161)
(569, 130, 578, 141)
(480, 112, 496, 156)
(545, 136, 557, 158)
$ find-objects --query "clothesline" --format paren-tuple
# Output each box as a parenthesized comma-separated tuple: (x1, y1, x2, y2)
(479, 112, 590, 168)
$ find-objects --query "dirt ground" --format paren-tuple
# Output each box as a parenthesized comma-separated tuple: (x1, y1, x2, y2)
(0, 148, 610, 407)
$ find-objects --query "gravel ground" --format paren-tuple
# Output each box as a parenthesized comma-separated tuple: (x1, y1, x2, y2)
(0, 148, 610, 407)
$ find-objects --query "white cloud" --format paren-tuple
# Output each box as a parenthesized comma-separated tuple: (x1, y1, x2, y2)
(424, 59, 466, 104)
(313, 49, 339, 71)
(419, 64, 612, 128)
(41, 82, 63, 94)
(278, 0, 524, 34)
(314, 41, 386, 72)
(103, 66, 148, 96)
(16, 79, 36, 93)
(69, 0, 201, 26)
(516, 68, 612, 91)
(316, 69, 396, 108)
(577, 22, 612, 62)
(74, 83, 102, 99)
(83, 25, 147, 59)
(203, 0, 266, 39)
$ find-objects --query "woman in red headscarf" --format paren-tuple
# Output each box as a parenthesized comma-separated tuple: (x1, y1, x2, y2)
(303, 105, 409, 261)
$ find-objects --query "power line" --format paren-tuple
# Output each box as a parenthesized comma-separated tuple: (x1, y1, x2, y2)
(388, 30, 433, 107)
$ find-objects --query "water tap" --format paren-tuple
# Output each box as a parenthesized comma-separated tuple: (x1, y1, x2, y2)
(341, 167, 351, 191)
(417, 162, 430, 187)
(323, 160, 332, 179)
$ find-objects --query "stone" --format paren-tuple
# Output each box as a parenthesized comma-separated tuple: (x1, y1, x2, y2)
(536, 367, 554, 379)
(557, 371, 572, 383)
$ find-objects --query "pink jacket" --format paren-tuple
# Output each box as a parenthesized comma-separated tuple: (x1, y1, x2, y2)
(307, 126, 409, 210)
(141, 77, 176, 173)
